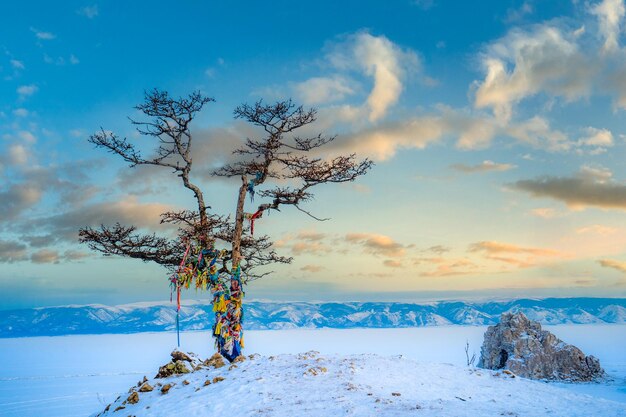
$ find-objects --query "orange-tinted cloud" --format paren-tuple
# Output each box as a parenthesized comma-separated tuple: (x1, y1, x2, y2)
(576, 225, 617, 236)
(468, 241, 559, 256)
(598, 258, 626, 274)
(419, 257, 479, 277)
(383, 259, 403, 268)
(468, 240, 561, 269)
(345, 233, 406, 257)
(300, 264, 325, 273)
(274, 230, 332, 256)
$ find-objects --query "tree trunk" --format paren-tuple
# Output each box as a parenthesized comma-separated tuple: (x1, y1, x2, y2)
(231, 175, 248, 267)
(215, 175, 248, 361)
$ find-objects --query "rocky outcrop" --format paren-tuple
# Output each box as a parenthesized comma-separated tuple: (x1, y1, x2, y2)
(478, 312, 605, 381)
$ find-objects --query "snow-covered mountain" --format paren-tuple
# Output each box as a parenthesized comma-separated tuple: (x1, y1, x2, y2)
(1, 298, 625, 337)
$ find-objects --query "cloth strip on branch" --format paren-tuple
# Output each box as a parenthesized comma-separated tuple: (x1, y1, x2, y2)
(247, 172, 263, 202)
(244, 209, 264, 236)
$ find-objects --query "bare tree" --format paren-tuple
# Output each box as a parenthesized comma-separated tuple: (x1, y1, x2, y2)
(465, 340, 477, 367)
(79, 90, 372, 361)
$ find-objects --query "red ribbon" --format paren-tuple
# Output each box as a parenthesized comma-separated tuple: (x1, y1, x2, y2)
(250, 209, 263, 236)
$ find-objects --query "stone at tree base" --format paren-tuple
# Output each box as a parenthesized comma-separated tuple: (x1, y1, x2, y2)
(478, 312, 605, 381)
(155, 351, 203, 378)
(204, 352, 226, 369)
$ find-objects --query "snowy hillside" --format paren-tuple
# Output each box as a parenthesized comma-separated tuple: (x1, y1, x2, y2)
(91, 351, 626, 417)
(1, 297, 625, 337)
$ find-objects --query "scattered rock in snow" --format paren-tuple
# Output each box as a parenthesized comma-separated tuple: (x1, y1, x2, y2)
(204, 352, 226, 369)
(126, 391, 139, 404)
(212, 376, 225, 384)
(170, 350, 193, 362)
(298, 351, 320, 360)
(304, 366, 327, 376)
(161, 383, 173, 394)
(155, 360, 190, 378)
(478, 312, 605, 381)
(155, 351, 204, 378)
(139, 383, 153, 392)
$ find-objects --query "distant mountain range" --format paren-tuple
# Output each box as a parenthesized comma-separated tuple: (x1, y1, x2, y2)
(1, 298, 625, 337)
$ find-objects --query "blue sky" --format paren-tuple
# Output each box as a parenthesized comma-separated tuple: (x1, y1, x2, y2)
(2, 0, 626, 309)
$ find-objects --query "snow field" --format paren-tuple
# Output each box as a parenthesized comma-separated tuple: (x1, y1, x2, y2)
(93, 352, 625, 417)
(0, 325, 624, 416)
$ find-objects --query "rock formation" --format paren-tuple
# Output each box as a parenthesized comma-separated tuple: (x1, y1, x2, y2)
(478, 312, 605, 381)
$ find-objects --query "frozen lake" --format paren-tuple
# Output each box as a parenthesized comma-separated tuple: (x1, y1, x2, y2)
(0, 325, 624, 417)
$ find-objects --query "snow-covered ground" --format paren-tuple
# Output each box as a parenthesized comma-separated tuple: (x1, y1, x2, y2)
(0, 325, 624, 416)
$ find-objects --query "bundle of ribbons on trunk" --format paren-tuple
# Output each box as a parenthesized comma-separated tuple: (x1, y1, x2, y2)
(169, 245, 245, 362)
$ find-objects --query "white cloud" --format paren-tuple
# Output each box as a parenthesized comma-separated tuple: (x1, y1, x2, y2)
(18, 131, 37, 143)
(505, 116, 570, 151)
(30, 27, 56, 40)
(17, 84, 38, 98)
(355, 33, 418, 121)
(412, 0, 435, 10)
(69, 129, 84, 138)
(8, 144, 28, 165)
(591, 0, 625, 53)
(13, 108, 29, 117)
(329, 115, 446, 161)
(323, 105, 582, 161)
(10, 59, 24, 69)
(578, 126, 614, 147)
(77, 5, 99, 19)
(294, 76, 355, 105)
(504, 1, 534, 23)
(578, 164, 613, 182)
(327, 32, 420, 122)
(44, 54, 79, 66)
(474, 24, 594, 122)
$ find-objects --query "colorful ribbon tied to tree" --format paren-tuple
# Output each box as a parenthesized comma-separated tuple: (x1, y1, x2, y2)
(171, 243, 245, 361)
